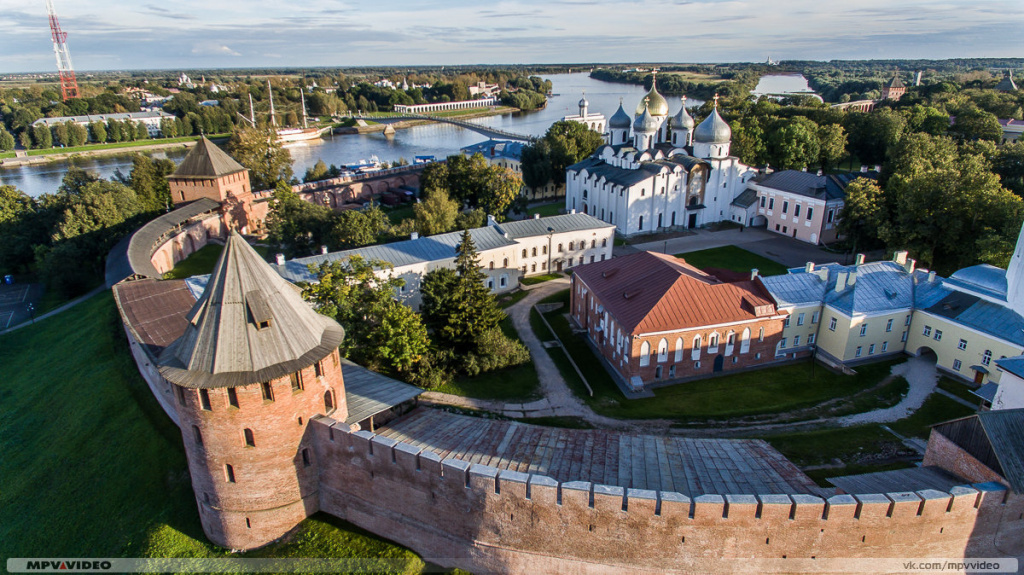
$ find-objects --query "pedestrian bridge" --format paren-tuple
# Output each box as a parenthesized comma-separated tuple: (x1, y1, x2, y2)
(354, 113, 536, 143)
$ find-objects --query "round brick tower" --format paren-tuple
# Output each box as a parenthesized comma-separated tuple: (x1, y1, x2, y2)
(158, 233, 347, 550)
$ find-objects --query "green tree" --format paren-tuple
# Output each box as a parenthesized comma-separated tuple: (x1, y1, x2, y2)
(31, 124, 52, 149)
(766, 117, 820, 170)
(817, 123, 848, 171)
(477, 167, 522, 220)
(303, 256, 429, 376)
(414, 188, 459, 235)
(949, 108, 1003, 142)
(845, 108, 907, 166)
(135, 121, 149, 141)
(51, 122, 70, 147)
(227, 128, 293, 190)
(420, 230, 504, 352)
(837, 178, 886, 253)
(89, 121, 106, 143)
(126, 154, 175, 212)
(303, 159, 329, 183)
(994, 142, 1024, 198)
(521, 121, 603, 189)
(330, 204, 389, 249)
(0, 128, 14, 151)
(730, 117, 768, 166)
(67, 122, 88, 147)
(265, 183, 333, 256)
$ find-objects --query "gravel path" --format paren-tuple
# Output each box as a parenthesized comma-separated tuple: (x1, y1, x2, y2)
(835, 354, 939, 426)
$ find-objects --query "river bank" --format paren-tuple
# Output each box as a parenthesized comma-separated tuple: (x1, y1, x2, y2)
(0, 136, 230, 168)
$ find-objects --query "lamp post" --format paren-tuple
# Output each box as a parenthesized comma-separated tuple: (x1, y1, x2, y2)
(27, 302, 35, 324)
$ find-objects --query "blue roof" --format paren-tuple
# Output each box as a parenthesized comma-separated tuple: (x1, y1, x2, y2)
(273, 226, 517, 283)
(944, 264, 1008, 302)
(997, 356, 1024, 379)
(824, 261, 916, 314)
(756, 170, 876, 202)
(497, 213, 613, 239)
(925, 291, 1024, 347)
(760, 271, 827, 306)
(461, 139, 525, 161)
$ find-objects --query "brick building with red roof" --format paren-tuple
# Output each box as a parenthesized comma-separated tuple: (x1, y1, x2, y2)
(571, 251, 789, 389)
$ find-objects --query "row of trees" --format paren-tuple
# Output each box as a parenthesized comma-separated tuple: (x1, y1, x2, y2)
(0, 156, 174, 297)
(302, 231, 529, 387)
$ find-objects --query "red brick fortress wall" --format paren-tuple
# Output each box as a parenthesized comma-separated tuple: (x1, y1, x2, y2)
(313, 418, 1022, 574)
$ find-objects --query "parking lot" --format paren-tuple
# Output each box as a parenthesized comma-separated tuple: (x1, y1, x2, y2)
(0, 283, 44, 331)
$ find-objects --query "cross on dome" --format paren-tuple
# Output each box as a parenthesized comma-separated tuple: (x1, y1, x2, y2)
(713, 93, 720, 108)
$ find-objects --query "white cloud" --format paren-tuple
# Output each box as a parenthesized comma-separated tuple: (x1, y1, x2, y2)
(191, 42, 242, 57)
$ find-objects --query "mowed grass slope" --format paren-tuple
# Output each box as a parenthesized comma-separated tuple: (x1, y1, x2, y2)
(675, 245, 789, 277)
(0, 292, 426, 571)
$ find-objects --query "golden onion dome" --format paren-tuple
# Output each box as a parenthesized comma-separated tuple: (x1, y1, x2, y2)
(635, 74, 669, 117)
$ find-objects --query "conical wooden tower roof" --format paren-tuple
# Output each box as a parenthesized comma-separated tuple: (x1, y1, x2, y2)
(159, 233, 344, 388)
(171, 136, 247, 179)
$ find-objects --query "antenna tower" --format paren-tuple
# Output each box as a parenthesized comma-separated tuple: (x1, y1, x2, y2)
(46, 0, 80, 101)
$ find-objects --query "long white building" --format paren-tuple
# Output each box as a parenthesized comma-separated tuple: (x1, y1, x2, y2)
(32, 110, 176, 138)
(565, 76, 757, 237)
(272, 213, 615, 309)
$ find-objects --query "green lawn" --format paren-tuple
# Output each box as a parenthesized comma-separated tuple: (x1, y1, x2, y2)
(25, 134, 231, 157)
(0, 151, 15, 159)
(521, 273, 561, 286)
(384, 203, 416, 225)
(526, 203, 563, 218)
(767, 425, 907, 469)
(937, 376, 982, 405)
(0, 292, 426, 569)
(533, 289, 901, 422)
(496, 289, 531, 309)
(675, 245, 789, 277)
(888, 393, 975, 439)
(163, 243, 272, 280)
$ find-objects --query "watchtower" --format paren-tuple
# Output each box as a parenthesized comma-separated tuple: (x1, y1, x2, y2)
(167, 137, 262, 234)
(158, 233, 347, 549)
(881, 73, 906, 101)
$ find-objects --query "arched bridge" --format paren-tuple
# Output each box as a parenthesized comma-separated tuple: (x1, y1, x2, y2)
(354, 113, 536, 143)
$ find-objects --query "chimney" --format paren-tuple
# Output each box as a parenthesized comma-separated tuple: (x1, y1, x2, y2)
(835, 271, 848, 292)
(855, 253, 866, 266)
(928, 270, 937, 283)
(801, 167, 807, 172)
(893, 250, 908, 265)
(411, 232, 419, 240)
(275, 253, 285, 266)
(816, 169, 823, 176)
(906, 258, 916, 274)
(874, 165, 881, 172)
(751, 268, 759, 280)
(570, 209, 576, 214)
(805, 262, 815, 273)
(320, 245, 329, 255)
(848, 270, 857, 286)
(860, 165, 868, 173)
(487, 214, 497, 226)
(533, 213, 541, 219)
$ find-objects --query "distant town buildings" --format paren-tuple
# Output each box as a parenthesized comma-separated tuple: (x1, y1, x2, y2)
(31, 110, 176, 138)
(393, 97, 499, 114)
(468, 81, 501, 98)
(999, 119, 1024, 144)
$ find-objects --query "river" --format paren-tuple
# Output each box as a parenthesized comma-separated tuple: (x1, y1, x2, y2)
(2, 72, 711, 197)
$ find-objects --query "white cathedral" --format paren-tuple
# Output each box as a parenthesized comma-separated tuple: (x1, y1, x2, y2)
(565, 74, 757, 236)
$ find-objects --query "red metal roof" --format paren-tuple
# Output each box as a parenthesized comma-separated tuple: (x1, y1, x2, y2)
(574, 251, 777, 334)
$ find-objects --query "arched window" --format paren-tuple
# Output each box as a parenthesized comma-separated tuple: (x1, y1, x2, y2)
(532, 247, 537, 257)
(708, 333, 719, 352)
(657, 338, 669, 362)
(568, 241, 574, 250)
(740, 328, 751, 354)
(503, 257, 508, 267)
(655, 365, 663, 379)
(243, 428, 255, 447)
(725, 331, 736, 355)
(639, 341, 651, 366)
(522, 249, 528, 258)
(324, 390, 335, 412)
(758, 327, 765, 342)
(192, 425, 203, 446)
(674, 337, 684, 362)
(583, 189, 588, 200)
(489, 261, 494, 270)
(691, 335, 702, 360)
(639, 216, 644, 231)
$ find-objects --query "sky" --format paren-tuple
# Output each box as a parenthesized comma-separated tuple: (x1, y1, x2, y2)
(1, 0, 1022, 73)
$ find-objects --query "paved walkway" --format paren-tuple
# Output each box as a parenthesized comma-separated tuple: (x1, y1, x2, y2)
(835, 354, 939, 426)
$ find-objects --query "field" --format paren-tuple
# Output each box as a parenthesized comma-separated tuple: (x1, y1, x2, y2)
(24, 134, 231, 157)
(675, 245, 790, 277)
(0, 292, 430, 569)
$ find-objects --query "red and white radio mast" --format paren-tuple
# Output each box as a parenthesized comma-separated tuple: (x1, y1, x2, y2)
(46, 0, 80, 101)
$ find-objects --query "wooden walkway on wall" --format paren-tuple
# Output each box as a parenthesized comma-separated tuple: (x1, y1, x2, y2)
(376, 408, 827, 497)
